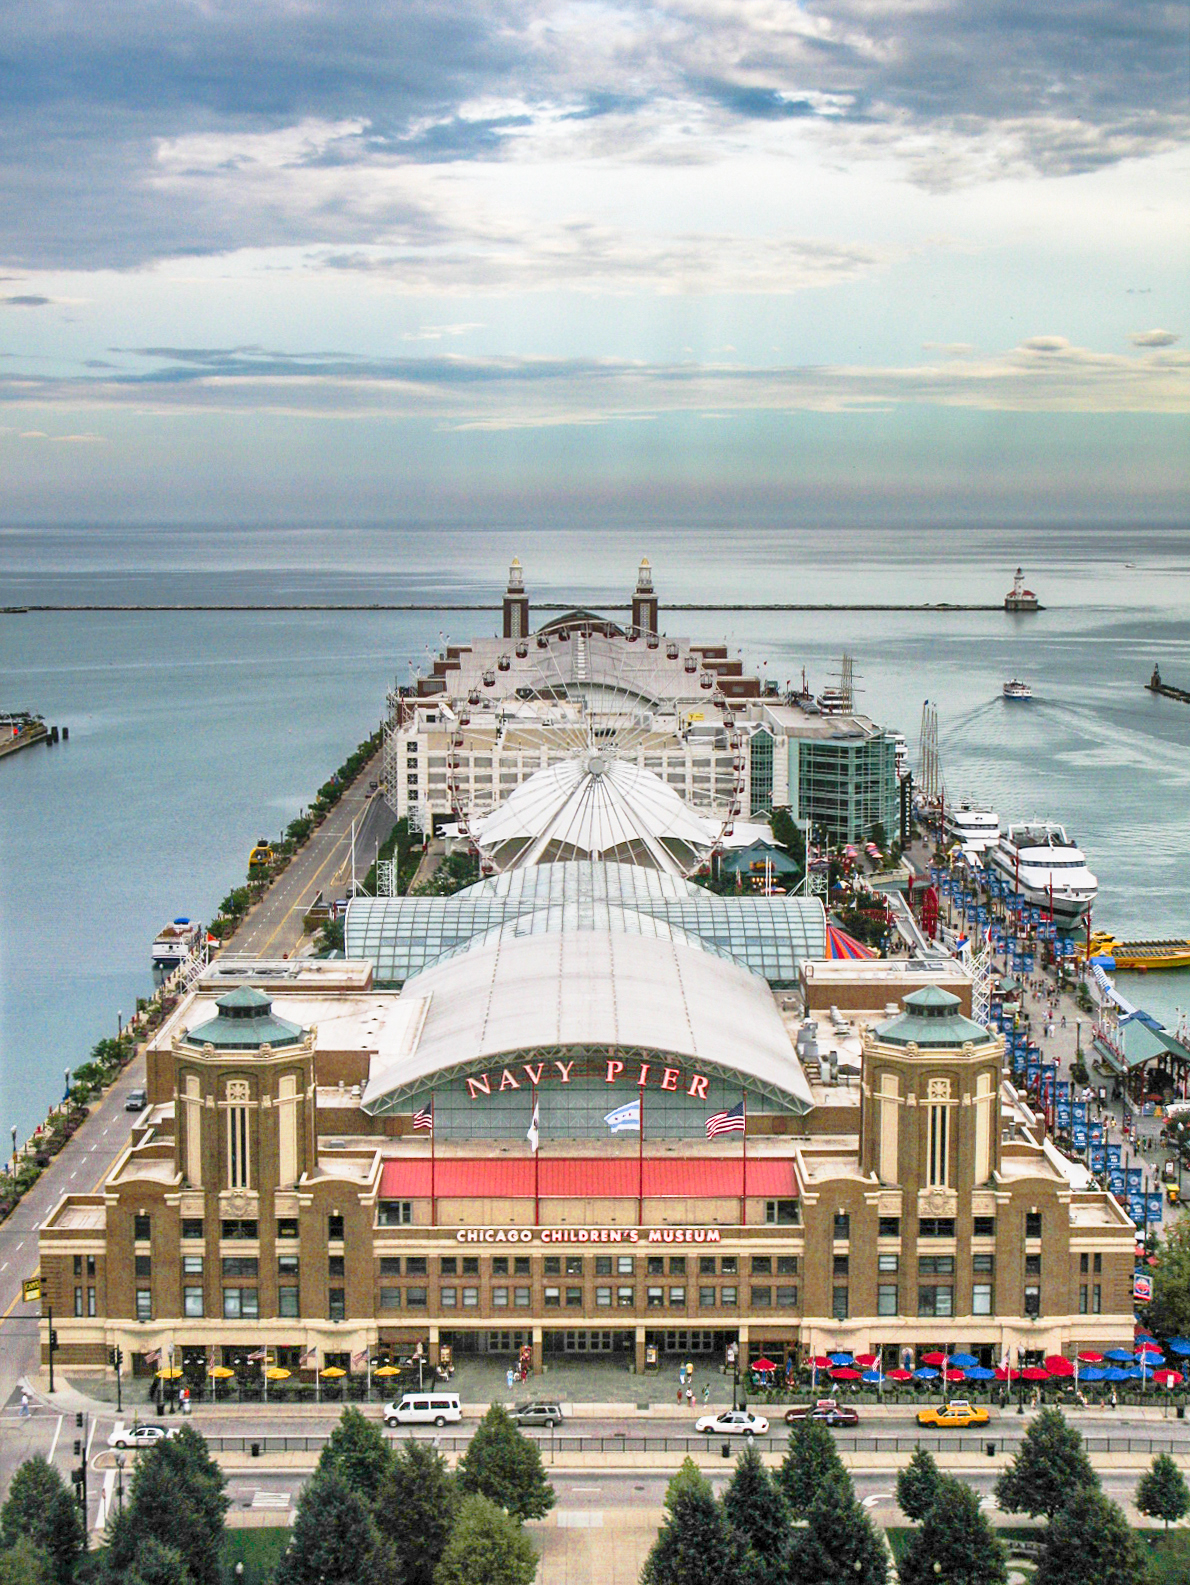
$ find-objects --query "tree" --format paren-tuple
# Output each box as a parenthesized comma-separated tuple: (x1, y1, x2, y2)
(1136, 1453, 1190, 1533)
(434, 1495, 538, 1585)
(0, 1459, 85, 1585)
(777, 1417, 848, 1519)
(896, 1445, 942, 1521)
(994, 1406, 1099, 1520)
(664, 1458, 712, 1512)
(720, 1443, 791, 1585)
(1146, 1531, 1190, 1585)
(455, 1405, 555, 1521)
(640, 1483, 742, 1585)
(374, 1439, 457, 1585)
(274, 1470, 392, 1585)
(1147, 1218, 1190, 1339)
(769, 807, 806, 868)
(106, 1428, 228, 1585)
(794, 1469, 887, 1585)
(317, 1406, 393, 1505)
(0, 1540, 54, 1585)
(1035, 1488, 1145, 1585)
(897, 1477, 1007, 1585)
(121, 1539, 192, 1585)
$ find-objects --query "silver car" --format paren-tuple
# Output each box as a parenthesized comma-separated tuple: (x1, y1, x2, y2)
(511, 1400, 564, 1428)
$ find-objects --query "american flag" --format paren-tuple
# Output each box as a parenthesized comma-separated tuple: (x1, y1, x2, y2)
(706, 1101, 746, 1138)
(299, 1346, 318, 1365)
(247, 1347, 268, 1363)
(351, 1348, 369, 1368)
(413, 1102, 433, 1132)
(143, 1348, 162, 1367)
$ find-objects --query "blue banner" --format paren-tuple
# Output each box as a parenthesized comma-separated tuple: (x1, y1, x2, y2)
(1090, 1145, 1107, 1174)
(1108, 1166, 1126, 1196)
(1089, 1123, 1103, 1147)
(1147, 1193, 1164, 1225)
(1056, 1100, 1071, 1128)
(1107, 1144, 1121, 1168)
(1129, 1193, 1148, 1225)
(1027, 1060, 1041, 1089)
(1072, 1102, 1087, 1148)
(1127, 1167, 1144, 1196)
(1057, 1080, 1070, 1103)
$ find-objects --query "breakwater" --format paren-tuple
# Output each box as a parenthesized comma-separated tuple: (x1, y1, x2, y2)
(7, 601, 1007, 614)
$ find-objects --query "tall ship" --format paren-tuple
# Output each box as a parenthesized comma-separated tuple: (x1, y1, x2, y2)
(152, 917, 202, 971)
(990, 824, 1097, 926)
(944, 804, 1000, 854)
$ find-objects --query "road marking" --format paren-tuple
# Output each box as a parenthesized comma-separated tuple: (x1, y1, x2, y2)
(862, 1492, 893, 1509)
(570, 1486, 602, 1493)
(556, 1512, 603, 1529)
(48, 1414, 63, 1464)
(85, 1415, 98, 1462)
(0, 1290, 24, 1322)
(251, 1491, 292, 1509)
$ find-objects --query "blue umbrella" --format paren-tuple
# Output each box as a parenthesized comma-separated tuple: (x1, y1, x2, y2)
(861, 1370, 883, 1384)
(829, 1353, 855, 1366)
(1102, 1367, 1129, 1382)
(1080, 1366, 1106, 1382)
(1104, 1349, 1135, 1362)
(1137, 1353, 1165, 1368)
(1167, 1338, 1190, 1357)
(914, 1367, 939, 1380)
(950, 1354, 980, 1369)
(964, 1366, 996, 1381)
(1124, 1366, 1144, 1380)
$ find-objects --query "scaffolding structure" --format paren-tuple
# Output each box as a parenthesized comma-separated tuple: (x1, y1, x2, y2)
(917, 700, 944, 803)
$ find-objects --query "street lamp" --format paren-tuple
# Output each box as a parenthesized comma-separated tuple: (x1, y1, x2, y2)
(117, 1010, 123, 1039)
(63, 1069, 71, 1105)
(10, 1125, 16, 1169)
(115, 1453, 125, 1516)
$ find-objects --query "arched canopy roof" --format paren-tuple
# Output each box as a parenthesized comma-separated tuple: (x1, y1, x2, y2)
(360, 928, 814, 1116)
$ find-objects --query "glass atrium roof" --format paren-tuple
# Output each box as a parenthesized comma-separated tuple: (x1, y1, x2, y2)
(345, 860, 826, 988)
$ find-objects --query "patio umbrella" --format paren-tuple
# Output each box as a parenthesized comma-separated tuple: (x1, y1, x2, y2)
(921, 1352, 948, 1367)
(830, 1367, 861, 1381)
(1137, 1352, 1165, 1368)
(209, 1366, 235, 1379)
(886, 1369, 913, 1382)
(914, 1367, 939, 1380)
(1101, 1367, 1129, 1382)
(1154, 1370, 1184, 1388)
(752, 1357, 778, 1372)
(1079, 1366, 1106, 1382)
(855, 1354, 879, 1369)
(1020, 1367, 1050, 1382)
(1077, 1351, 1104, 1363)
(810, 1356, 833, 1369)
(265, 1368, 290, 1381)
(374, 1366, 400, 1377)
(993, 1366, 1017, 1382)
(155, 1368, 183, 1380)
(1137, 1339, 1163, 1354)
(1124, 1367, 1144, 1380)
(861, 1370, 883, 1384)
(1166, 1338, 1190, 1357)
(965, 1367, 996, 1381)
(828, 1353, 855, 1366)
(942, 1368, 966, 1383)
(950, 1354, 980, 1369)
(321, 1366, 346, 1379)
(1045, 1356, 1075, 1376)
(1104, 1349, 1135, 1362)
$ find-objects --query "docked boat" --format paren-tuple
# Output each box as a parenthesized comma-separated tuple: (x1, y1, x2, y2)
(152, 917, 201, 970)
(944, 804, 1000, 854)
(990, 824, 1097, 926)
(1002, 679, 1033, 701)
(1083, 932, 1190, 972)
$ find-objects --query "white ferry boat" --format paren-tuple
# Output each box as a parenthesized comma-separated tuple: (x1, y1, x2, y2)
(990, 824, 1097, 926)
(1002, 679, 1033, 701)
(944, 804, 1000, 854)
(152, 917, 201, 970)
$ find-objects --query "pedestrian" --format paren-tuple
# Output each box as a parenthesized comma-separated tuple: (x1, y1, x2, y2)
(679, 1362, 687, 1388)
(19, 1391, 29, 1420)
(506, 1366, 515, 1391)
(686, 1386, 694, 1410)
(677, 1383, 684, 1403)
(703, 1383, 710, 1405)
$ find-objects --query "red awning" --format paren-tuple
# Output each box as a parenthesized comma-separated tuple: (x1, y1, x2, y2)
(378, 1156, 797, 1200)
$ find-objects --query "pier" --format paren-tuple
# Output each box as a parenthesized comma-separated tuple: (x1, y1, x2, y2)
(1148, 666, 1190, 705)
(11, 601, 1009, 614)
(0, 714, 66, 759)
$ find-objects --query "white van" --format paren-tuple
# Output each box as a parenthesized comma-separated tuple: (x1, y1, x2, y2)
(383, 1392, 462, 1428)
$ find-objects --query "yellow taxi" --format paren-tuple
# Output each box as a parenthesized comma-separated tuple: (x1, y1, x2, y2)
(916, 1400, 990, 1429)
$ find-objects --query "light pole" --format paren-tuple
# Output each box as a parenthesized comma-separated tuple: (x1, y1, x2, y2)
(117, 1010, 123, 1040)
(63, 1069, 71, 1105)
(10, 1124, 16, 1170)
(115, 1453, 125, 1516)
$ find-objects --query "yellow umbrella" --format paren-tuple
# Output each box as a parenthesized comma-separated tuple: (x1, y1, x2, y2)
(320, 1366, 346, 1379)
(265, 1367, 291, 1381)
(209, 1365, 236, 1379)
(374, 1366, 400, 1377)
(156, 1368, 184, 1380)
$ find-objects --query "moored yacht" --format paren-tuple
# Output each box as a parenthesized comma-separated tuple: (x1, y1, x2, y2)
(152, 917, 201, 970)
(944, 804, 1000, 854)
(990, 824, 1097, 926)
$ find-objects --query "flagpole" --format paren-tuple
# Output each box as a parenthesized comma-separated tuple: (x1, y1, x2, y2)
(638, 1081, 645, 1226)
(533, 1086, 540, 1227)
(741, 1095, 747, 1226)
(430, 1090, 436, 1227)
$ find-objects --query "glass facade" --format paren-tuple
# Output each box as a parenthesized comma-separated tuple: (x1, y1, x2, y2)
(791, 731, 898, 845)
(749, 729, 773, 815)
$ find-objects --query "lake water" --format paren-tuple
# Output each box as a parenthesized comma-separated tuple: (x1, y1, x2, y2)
(2, 521, 1188, 1140)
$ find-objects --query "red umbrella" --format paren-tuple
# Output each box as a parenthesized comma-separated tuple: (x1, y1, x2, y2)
(810, 1356, 832, 1369)
(921, 1351, 948, 1367)
(854, 1354, 879, 1369)
(1021, 1366, 1050, 1382)
(830, 1367, 861, 1380)
(1077, 1351, 1103, 1364)
(1045, 1356, 1075, 1376)
(1154, 1370, 1184, 1388)
(751, 1357, 777, 1372)
(1137, 1339, 1163, 1354)
(886, 1368, 913, 1382)
(942, 1368, 966, 1383)
(994, 1367, 1017, 1382)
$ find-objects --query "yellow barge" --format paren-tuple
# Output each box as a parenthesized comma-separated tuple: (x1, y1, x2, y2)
(1084, 931, 1190, 971)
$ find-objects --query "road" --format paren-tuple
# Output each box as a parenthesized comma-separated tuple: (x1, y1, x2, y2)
(222, 760, 392, 959)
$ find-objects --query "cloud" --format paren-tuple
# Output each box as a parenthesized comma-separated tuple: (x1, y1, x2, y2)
(402, 323, 484, 340)
(3, 293, 51, 306)
(1131, 328, 1179, 348)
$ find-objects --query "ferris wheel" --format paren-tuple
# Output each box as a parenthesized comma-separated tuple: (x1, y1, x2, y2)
(445, 624, 748, 877)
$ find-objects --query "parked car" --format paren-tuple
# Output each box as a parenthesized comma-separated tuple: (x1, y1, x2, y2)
(383, 1392, 462, 1428)
(107, 1423, 178, 1450)
(511, 1400, 565, 1428)
(916, 1400, 989, 1429)
(784, 1399, 860, 1427)
(694, 1409, 769, 1437)
(125, 1089, 148, 1113)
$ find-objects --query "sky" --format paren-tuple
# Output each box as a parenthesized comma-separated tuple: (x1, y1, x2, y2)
(0, 0, 1187, 526)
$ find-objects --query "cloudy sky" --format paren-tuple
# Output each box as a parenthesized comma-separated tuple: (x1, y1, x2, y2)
(0, 0, 1186, 524)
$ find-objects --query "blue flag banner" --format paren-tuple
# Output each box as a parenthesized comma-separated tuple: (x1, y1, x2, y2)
(1056, 1101, 1071, 1128)
(1127, 1167, 1144, 1196)
(1147, 1193, 1164, 1225)
(1129, 1193, 1148, 1224)
(1108, 1167, 1126, 1196)
(1090, 1145, 1107, 1174)
(1107, 1145, 1122, 1168)
(1089, 1123, 1103, 1147)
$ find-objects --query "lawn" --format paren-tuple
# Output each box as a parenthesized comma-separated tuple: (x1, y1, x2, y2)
(220, 1527, 291, 1584)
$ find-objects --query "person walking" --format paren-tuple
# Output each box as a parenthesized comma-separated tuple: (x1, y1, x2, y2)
(19, 1392, 29, 1420)
(703, 1382, 710, 1405)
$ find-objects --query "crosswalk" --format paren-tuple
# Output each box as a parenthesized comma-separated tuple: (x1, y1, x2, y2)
(251, 1490, 292, 1510)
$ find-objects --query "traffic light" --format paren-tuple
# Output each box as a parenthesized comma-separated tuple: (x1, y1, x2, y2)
(73, 1440, 81, 1458)
(75, 1412, 83, 1428)
(50, 1330, 59, 1349)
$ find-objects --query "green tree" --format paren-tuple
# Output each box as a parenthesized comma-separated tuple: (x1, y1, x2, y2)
(316, 1406, 393, 1504)
(640, 1483, 742, 1585)
(994, 1406, 1099, 1520)
(720, 1442, 791, 1584)
(897, 1478, 1007, 1585)
(1146, 1530, 1190, 1585)
(664, 1457, 713, 1512)
(0, 1458, 85, 1585)
(455, 1405, 555, 1521)
(106, 1428, 228, 1585)
(434, 1495, 537, 1585)
(1035, 1488, 1145, 1585)
(374, 1439, 457, 1585)
(0, 1540, 54, 1585)
(777, 1417, 848, 1519)
(794, 1469, 887, 1585)
(896, 1445, 942, 1522)
(121, 1538, 192, 1585)
(1136, 1453, 1190, 1533)
(1147, 1219, 1190, 1338)
(274, 1470, 392, 1585)
(769, 807, 806, 867)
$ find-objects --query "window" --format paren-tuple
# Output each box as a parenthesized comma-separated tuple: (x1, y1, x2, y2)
(279, 1285, 300, 1318)
(833, 1212, 850, 1240)
(440, 1257, 457, 1276)
(222, 1288, 258, 1319)
(74, 1287, 83, 1317)
(380, 1257, 401, 1277)
(720, 1257, 737, 1276)
(766, 1199, 800, 1224)
(222, 1256, 259, 1279)
(1092, 1284, 1102, 1314)
(1025, 1212, 1042, 1239)
(277, 1218, 299, 1239)
(973, 1254, 995, 1275)
(492, 1287, 509, 1308)
(88, 1288, 96, 1316)
(1025, 1254, 1041, 1277)
(918, 1218, 956, 1238)
(407, 1287, 427, 1307)
(878, 1216, 901, 1238)
(1079, 1284, 1089, 1315)
(515, 1257, 531, 1276)
(463, 1287, 479, 1308)
(492, 1257, 509, 1276)
(647, 1256, 665, 1275)
(878, 1253, 899, 1274)
(463, 1257, 478, 1276)
(926, 1078, 950, 1187)
(972, 1283, 993, 1316)
(833, 1255, 849, 1278)
(777, 1255, 799, 1275)
(751, 1256, 772, 1275)
(220, 1219, 257, 1240)
(617, 1287, 635, 1307)
(617, 1256, 635, 1275)
(87, 1254, 96, 1277)
(751, 1286, 772, 1306)
(327, 1214, 345, 1241)
(378, 1201, 412, 1226)
(669, 1287, 686, 1306)
(328, 1255, 345, 1280)
(379, 1288, 400, 1312)
(877, 1284, 898, 1316)
(134, 1213, 151, 1241)
(594, 1256, 612, 1276)
(135, 1255, 152, 1279)
(832, 1287, 848, 1321)
(73, 1255, 82, 1278)
(329, 1288, 346, 1322)
(595, 1287, 612, 1307)
(1093, 1254, 1102, 1274)
(721, 1286, 738, 1305)
(647, 1287, 664, 1309)
(776, 1285, 798, 1307)
(566, 1256, 584, 1275)
(515, 1288, 531, 1308)
(181, 1218, 203, 1239)
(919, 1256, 955, 1276)
(699, 1256, 716, 1275)
(183, 1254, 203, 1277)
(136, 1289, 152, 1321)
(544, 1287, 561, 1308)
(440, 1287, 457, 1308)
(699, 1286, 716, 1308)
(918, 1285, 953, 1317)
(669, 1257, 686, 1275)
(566, 1288, 583, 1308)
(544, 1257, 562, 1276)
(227, 1084, 250, 1190)
(973, 1216, 996, 1238)
(1079, 1253, 1089, 1274)
(1024, 1285, 1041, 1317)
(184, 1287, 204, 1318)
(405, 1257, 427, 1277)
